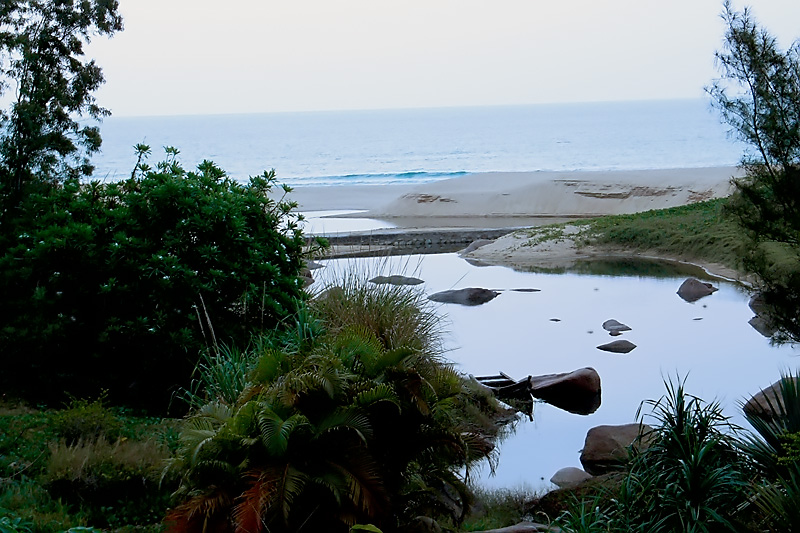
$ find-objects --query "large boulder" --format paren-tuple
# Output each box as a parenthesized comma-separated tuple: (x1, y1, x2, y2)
(743, 377, 800, 419)
(550, 466, 593, 489)
(596, 339, 637, 353)
(428, 287, 500, 306)
(580, 423, 653, 476)
(369, 275, 424, 286)
(677, 278, 718, 302)
(530, 367, 601, 415)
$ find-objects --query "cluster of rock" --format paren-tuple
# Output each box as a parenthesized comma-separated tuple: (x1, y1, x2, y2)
(548, 378, 790, 493)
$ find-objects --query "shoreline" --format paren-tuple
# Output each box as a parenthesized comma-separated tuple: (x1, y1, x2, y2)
(289, 166, 746, 280)
(287, 166, 741, 216)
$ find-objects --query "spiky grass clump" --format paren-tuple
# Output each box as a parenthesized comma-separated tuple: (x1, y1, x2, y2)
(311, 266, 442, 356)
(617, 378, 749, 532)
(741, 372, 800, 531)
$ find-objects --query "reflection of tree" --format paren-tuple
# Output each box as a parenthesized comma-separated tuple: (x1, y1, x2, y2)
(708, 2, 800, 343)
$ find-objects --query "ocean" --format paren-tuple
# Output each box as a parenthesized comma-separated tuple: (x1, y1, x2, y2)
(93, 98, 745, 187)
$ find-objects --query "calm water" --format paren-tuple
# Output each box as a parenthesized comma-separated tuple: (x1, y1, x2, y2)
(315, 253, 799, 490)
(94, 99, 744, 186)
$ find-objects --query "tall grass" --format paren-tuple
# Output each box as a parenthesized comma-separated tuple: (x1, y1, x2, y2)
(311, 263, 442, 356)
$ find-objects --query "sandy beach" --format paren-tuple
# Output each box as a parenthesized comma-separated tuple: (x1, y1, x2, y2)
(287, 166, 741, 217)
(287, 166, 743, 276)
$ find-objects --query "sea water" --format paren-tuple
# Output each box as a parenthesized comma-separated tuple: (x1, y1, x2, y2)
(93, 99, 745, 185)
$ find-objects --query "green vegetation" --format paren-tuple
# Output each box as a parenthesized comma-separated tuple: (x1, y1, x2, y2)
(0, 398, 178, 531)
(577, 198, 745, 269)
(537, 374, 800, 532)
(0, 148, 308, 412)
(459, 487, 537, 531)
(164, 277, 512, 533)
(514, 197, 746, 272)
(0, 0, 123, 206)
(708, 1, 800, 341)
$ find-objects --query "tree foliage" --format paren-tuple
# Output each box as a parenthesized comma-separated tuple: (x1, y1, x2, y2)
(0, 148, 307, 412)
(0, 0, 122, 204)
(708, 1, 800, 341)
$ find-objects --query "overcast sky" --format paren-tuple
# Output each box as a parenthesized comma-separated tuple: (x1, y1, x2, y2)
(86, 0, 800, 117)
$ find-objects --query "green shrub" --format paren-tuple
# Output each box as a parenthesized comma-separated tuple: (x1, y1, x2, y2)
(43, 437, 172, 528)
(50, 396, 122, 445)
(0, 478, 85, 533)
(0, 149, 307, 413)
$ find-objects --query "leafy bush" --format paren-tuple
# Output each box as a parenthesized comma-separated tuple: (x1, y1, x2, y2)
(0, 149, 307, 412)
(0, 478, 84, 533)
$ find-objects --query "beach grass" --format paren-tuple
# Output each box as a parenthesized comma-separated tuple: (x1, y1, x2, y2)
(509, 197, 747, 274)
(576, 197, 745, 269)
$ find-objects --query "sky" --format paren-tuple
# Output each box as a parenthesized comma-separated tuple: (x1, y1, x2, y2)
(84, 0, 800, 117)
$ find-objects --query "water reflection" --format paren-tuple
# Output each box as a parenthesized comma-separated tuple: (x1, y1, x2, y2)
(315, 253, 799, 491)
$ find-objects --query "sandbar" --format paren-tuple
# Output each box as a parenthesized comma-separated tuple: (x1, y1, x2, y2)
(286, 167, 744, 277)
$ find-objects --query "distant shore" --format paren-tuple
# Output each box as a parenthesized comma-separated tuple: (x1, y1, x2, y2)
(287, 166, 740, 218)
(287, 166, 743, 278)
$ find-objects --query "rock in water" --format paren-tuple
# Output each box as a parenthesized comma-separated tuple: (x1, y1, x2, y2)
(743, 377, 800, 419)
(580, 423, 653, 475)
(530, 367, 601, 415)
(369, 275, 424, 286)
(602, 319, 631, 334)
(596, 339, 637, 353)
(550, 467, 593, 489)
(677, 278, 718, 302)
(427, 287, 500, 306)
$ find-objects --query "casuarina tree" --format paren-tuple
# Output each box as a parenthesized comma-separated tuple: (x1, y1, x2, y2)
(708, 1, 800, 341)
(0, 0, 122, 208)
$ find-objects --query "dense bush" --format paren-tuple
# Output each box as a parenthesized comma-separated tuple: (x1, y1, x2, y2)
(0, 149, 308, 412)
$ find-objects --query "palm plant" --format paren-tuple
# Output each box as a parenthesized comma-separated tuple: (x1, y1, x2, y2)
(165, 280, 510, 532)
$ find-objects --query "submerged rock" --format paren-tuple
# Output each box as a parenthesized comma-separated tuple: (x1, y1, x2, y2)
(596, 339, 637, 353)
(530, 367, 602, 415)
(369, 275, 424, 286)
(677, 278, 718, 302)
(580, 423, 654, 476)
(428, 287, 500, 306)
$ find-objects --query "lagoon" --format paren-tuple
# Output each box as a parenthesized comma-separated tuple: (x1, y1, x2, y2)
(314, 253, 799, 491)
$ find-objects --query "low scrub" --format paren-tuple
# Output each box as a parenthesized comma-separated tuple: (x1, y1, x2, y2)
(44, 437, 172, 528)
